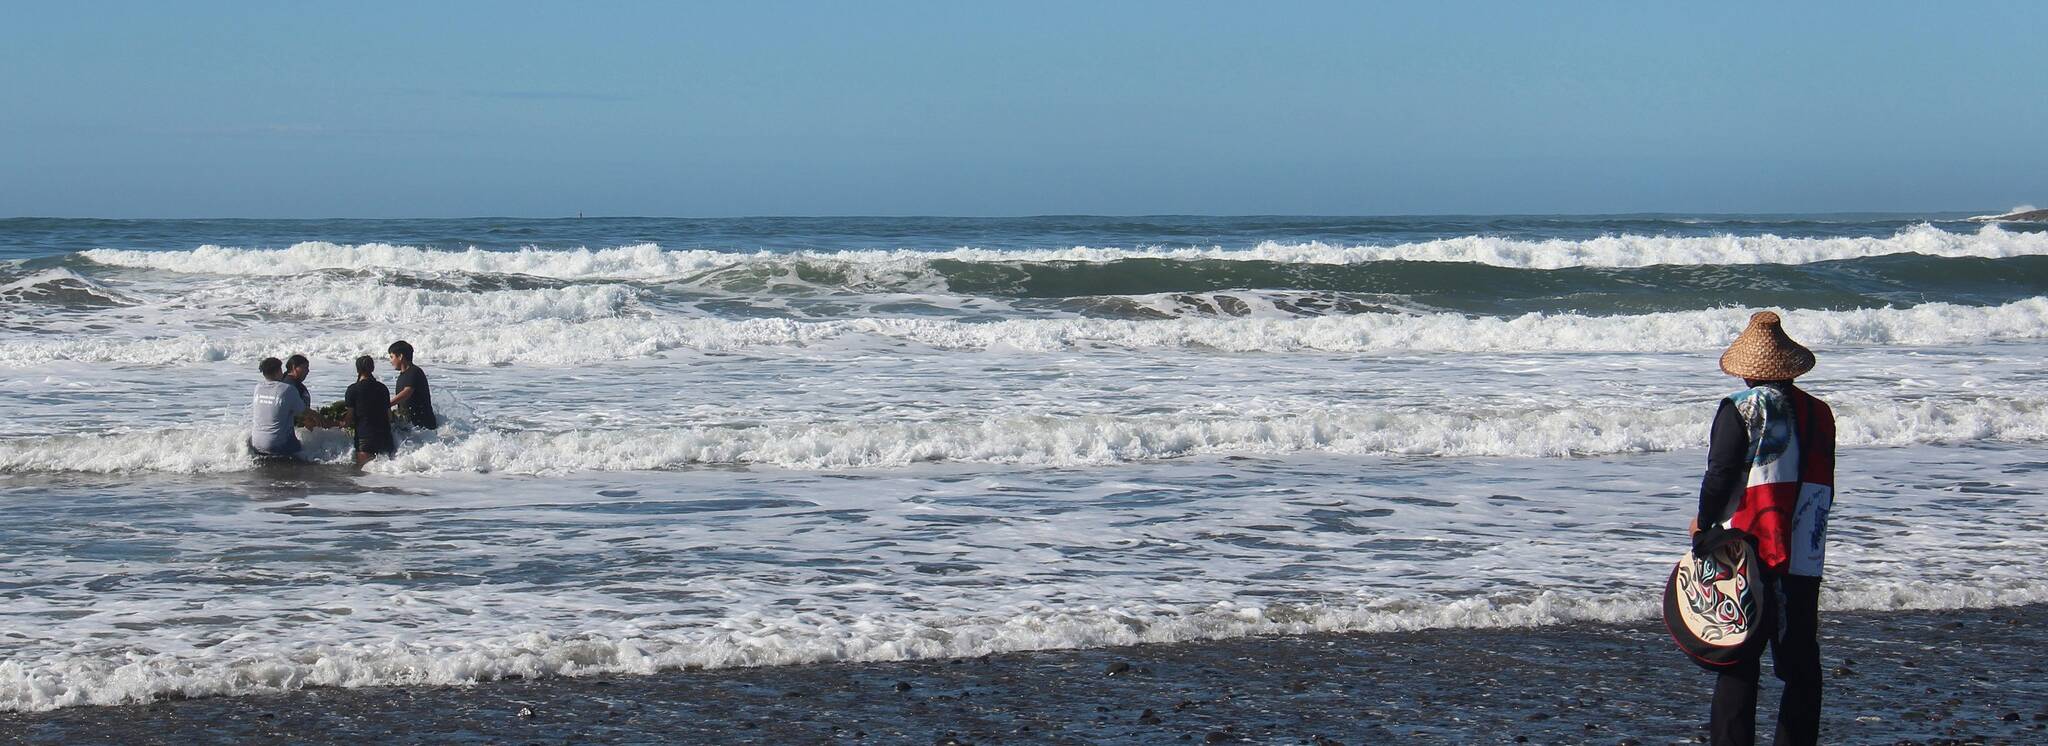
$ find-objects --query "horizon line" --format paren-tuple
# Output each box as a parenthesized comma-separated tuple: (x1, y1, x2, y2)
(0, 208, 2017, 222)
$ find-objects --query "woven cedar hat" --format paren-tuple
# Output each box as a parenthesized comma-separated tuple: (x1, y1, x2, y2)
(1719, 311, 1814, 380)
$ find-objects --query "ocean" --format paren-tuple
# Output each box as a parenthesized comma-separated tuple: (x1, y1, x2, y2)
(2, 214, 2045, 721)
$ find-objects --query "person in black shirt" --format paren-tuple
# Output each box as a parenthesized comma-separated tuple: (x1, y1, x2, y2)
(343, 355, 395, 466)
(386, 340, 438, 430)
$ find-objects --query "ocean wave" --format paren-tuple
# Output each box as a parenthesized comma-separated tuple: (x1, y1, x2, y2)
(1968, 204, 2043, 222)
(5, 579, 2042, 712)
(4, 298, 2046, 366)
(0, 268, 132, 309)
(6, 395, 2041, 475)
(174, 277, 639, 326)
(74, 224, 2048, 277)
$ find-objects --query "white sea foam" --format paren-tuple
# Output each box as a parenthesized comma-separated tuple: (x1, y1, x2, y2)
(76, 224, 2048, 276)
(1968, 204, 2042, 221)
(0, 426, 354, 474)
(5, 297, 2046, 366)
(5, 577, 2043, 712)
(3, 441, 2042, 712)
(177, 277, 638, 325)
(371, 395, 2047, 473)
(6, 394, 2041, 475)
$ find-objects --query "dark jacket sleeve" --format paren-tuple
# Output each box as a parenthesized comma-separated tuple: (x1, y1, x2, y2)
(1697, 400, 1748, 527)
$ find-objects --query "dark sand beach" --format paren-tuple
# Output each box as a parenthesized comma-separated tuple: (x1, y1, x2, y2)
(5, 604, 2042, 745)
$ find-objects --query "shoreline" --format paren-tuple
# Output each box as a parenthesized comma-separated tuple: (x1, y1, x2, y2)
(5, 604, 2044, 744)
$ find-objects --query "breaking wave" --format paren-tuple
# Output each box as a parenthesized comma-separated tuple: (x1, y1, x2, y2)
(74, 224, 2048, 278)
(6, 395, 2041, 475)
(178, 277, 639, 326)
(0, 268, 133, 310)
(5, 298, 2046, 366)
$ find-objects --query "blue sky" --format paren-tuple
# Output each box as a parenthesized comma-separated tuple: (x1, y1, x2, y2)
(3, 1, 2044, 217)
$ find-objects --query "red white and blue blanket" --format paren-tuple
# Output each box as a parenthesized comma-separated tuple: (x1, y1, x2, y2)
(1720, 384, 1835, 577)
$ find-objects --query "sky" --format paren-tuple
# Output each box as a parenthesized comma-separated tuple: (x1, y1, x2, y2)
(2, 1, 2044, 217)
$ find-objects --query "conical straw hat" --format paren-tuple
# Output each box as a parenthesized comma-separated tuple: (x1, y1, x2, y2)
(1719, 311, 1814, 380)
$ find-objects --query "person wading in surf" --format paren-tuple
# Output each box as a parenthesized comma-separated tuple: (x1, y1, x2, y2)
(343, 354, 395, 466)
(249, 357, 311, 459)
(386, 340, 439, 430)
(1691, 311, 1836, 746)
(284, 354, 312, 410)
(282, 353, 335, 429)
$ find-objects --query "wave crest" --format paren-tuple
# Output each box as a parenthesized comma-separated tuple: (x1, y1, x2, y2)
(4, 299, 2046, 366)
(6, 396, 2042, 475)
(75, 224, 2048, 278)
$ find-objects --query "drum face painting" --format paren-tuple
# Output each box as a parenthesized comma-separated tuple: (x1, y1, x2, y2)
(1663, 537, 1765, 669)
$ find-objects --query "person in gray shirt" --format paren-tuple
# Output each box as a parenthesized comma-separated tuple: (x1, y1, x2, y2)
(250, 357, 309, 457)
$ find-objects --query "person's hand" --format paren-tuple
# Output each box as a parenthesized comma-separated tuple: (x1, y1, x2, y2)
(1688, 517, 1700, 536)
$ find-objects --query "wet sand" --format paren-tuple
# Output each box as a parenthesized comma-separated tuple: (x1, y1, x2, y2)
(5, 604, 2044, 745)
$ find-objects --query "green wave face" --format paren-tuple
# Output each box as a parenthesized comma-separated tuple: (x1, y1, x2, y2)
(25, 252, 2048, 322)
(920, 254, 2048, 317)
(589, 253, 2048, 320)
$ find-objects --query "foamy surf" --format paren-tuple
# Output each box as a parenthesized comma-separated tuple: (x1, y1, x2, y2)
(6, 395, 2042, 474)
(184, 278, 639, 326)
(5, 577, 2043, 713)
(5, 297, 2048, 366)
(74, 223, 2048, 276)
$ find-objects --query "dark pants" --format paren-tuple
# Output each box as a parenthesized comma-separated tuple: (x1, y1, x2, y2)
(249, 437, 302, 459)
(1711, 573, 1822, 746)
(354, 435, 395, 457)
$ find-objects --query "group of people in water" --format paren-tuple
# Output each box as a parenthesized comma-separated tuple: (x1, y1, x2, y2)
(249, 340, 438, 466)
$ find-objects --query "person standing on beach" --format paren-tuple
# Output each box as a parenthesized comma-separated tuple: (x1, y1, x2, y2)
(343, 355, 395, 466)
(249, 357, 309, 458)
(1692, 311, 1836, 746)
(386, 340, 439, 430)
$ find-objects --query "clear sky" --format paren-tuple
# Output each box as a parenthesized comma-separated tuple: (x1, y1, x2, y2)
(3, 1, 2044, 217)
